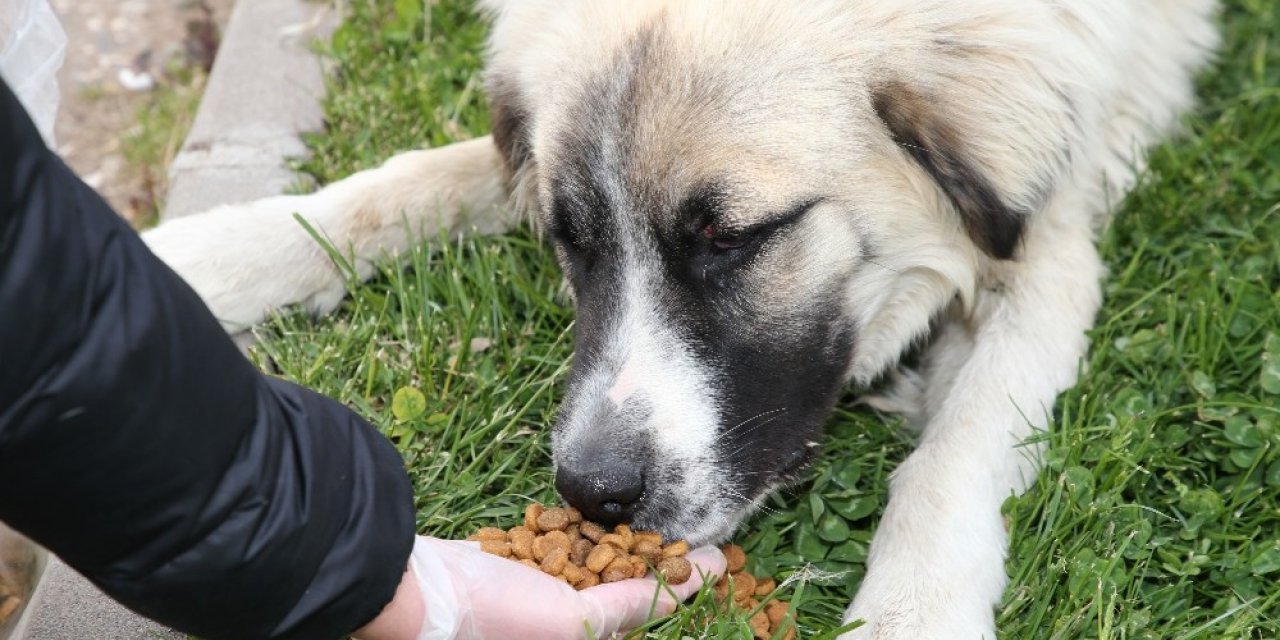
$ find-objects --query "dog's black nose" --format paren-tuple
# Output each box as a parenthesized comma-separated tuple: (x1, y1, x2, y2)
(555, 460, 645, 527)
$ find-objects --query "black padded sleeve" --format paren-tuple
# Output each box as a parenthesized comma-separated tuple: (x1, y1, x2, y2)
(0, 77, 414, 640)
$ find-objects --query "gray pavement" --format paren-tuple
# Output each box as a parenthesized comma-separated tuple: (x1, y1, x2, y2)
(16, 558, 181, 640)
(163, 0, 335, 220)
(12, 0, 334, 637)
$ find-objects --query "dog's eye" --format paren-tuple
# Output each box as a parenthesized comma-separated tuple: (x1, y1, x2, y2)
(701, 224, 750, 252)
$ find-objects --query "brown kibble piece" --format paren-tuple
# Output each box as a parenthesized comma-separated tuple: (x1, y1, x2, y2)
(562, 563, 585, 585)
(565, 523, 581, 542)
(662, 540, 690, 557)
(580, 521, 606, 542)
(480, 540, 512, 558)
(615, 525, 635, 550)
(598, 533, 630, 552)
(732, 572, 757, 603)
(766, 600, 790, 626)
(713, 574, 730, 600)
(656, 556, 692, 584)
(722, 544, 747, 573)
(543, 530, 571, 553)
(602, 557, 634, 583)
(536, 508, 571, 532)
(571, 538, 594, 566)
(578, 572, 601, 589)
(630, 555, 648, 578)
(634, 540, 663, 566)
(749, 610, 771, 639)
(470, 527, 508, 542)
(585, 543, 618, 573)
(565, 507, 583, 523)
(781, 628, 796, 640)
(510, 528, 535, 560)
(754, 576, 776, 596)
(634, 531, 663, 547)
(531, 535, 553, 562)
(524, 503, 545, 532)
(541, 547, 568, 575)
(520, 558, 540, 571)
(531, 531, 569, 562)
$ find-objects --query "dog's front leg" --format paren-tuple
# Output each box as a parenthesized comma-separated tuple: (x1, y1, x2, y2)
(142, 136, 513, 332)
(843, 211, 1104, 639)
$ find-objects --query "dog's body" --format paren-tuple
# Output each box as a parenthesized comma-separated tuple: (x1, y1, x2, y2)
(144, 1, 1219, 636)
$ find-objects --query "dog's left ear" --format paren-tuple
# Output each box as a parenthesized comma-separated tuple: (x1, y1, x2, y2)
(487, 72, 531, 178)
(872, 82, 1025, 260)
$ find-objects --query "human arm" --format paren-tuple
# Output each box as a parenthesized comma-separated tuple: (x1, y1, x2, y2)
(0, 75, 414, 640)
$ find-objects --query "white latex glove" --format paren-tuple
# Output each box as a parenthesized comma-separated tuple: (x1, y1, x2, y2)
(409, 535, 726, 640)
(0, 0, 66, 146)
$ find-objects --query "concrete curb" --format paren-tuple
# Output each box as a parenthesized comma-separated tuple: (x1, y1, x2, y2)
(14, 0, 335, 637)
(164, 0, 336, 220)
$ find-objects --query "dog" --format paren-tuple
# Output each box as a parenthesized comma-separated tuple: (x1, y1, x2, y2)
(142, 1, 1220, 636)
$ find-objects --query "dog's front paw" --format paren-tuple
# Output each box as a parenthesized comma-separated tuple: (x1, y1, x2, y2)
(838, 451, 1008, 639)
(142, 194, 347, 332)
(840, 572, 998, 640)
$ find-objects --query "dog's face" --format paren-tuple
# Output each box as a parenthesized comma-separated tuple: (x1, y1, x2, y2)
(543, 136, 864, 541)
(485, 2, 1034, 542)
(533, 28, 876, 543)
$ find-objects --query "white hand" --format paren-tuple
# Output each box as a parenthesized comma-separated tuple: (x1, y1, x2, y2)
(409, 535, 726, 640)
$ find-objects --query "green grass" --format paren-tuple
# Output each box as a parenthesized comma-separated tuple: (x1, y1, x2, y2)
(252, 1, 1279, 637)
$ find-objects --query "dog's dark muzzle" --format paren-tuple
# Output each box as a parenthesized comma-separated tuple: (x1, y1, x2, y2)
(554, 451, 647, 527)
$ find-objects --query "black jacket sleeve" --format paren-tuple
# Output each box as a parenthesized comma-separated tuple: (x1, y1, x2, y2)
(0, 77, 415, 640)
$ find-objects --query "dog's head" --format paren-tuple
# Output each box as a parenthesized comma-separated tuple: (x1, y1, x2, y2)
(482, 0, 1070, 542)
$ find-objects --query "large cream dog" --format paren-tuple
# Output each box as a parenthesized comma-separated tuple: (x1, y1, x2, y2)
(144, 1, 1220, 636)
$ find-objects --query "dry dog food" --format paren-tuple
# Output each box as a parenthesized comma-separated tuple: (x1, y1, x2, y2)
(469, 504, 692, 589)
(469, 504, 796, 639)
(710, 543, 796, 640)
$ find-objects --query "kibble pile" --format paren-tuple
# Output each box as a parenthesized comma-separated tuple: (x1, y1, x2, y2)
(469, 503, 795, 639)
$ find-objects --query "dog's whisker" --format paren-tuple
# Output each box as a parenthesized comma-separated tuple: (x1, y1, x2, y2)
(722, 486, 782, 518)
(714, 413, 787, 452)
(715, 407, 788, 443)
(717, 415, 786, 459)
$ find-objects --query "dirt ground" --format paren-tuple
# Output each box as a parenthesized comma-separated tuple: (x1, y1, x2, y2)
(50, 0, 235, 223)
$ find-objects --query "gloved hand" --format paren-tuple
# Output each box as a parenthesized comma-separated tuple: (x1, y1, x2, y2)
(410, 535, 727, 639)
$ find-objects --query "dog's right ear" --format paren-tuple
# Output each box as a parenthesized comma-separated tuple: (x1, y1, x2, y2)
(872, 81, 1026, 261)
(488, 73, 531, 177)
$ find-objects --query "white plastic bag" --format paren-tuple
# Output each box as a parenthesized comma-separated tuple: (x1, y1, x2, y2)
(0, 0, 66, 147)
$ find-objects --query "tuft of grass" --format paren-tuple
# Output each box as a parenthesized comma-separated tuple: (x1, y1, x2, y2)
(120, 61, 209, 229)
(250, 0, 1279, 637)
(120, 2, 225, 228)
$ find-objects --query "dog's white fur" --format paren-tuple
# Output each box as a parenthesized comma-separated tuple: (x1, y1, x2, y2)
(143, 2, 1219, 637)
